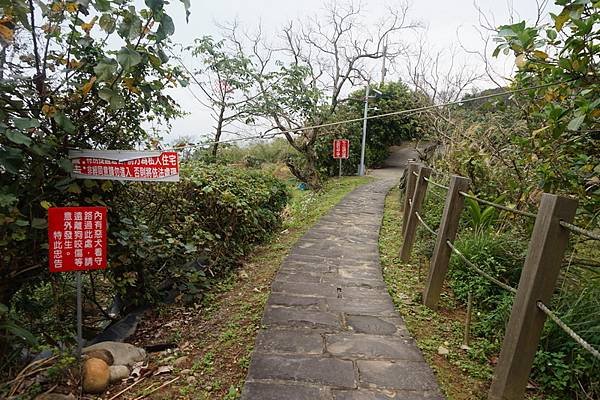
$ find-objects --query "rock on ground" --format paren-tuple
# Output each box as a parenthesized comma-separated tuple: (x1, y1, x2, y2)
(83, 357, 110, 394)
(83, 341, 146, 367)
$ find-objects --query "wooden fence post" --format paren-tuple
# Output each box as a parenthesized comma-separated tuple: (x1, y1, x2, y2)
(400, 165, 431, 262)
(402, 162, 420, 235)
(488, 193, 577, 400)
(422, 175, 470, 309)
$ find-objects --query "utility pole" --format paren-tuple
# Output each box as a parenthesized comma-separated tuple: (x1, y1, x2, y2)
(359, 84, 370, 176)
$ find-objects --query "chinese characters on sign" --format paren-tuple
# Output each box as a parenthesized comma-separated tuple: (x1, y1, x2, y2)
(48, 207, 107, 273)
(333, 139, 350, 159)
(69, 150, 180, 182)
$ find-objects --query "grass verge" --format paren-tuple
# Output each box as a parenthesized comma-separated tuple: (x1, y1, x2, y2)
(102, 176, 372, 400)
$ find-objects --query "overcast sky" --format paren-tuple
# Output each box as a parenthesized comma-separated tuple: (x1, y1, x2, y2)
(149, 0, 557, 144)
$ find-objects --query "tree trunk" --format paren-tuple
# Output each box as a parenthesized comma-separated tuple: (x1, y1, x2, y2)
(211, 104, 226, 158)
(286, 146, 322, 190)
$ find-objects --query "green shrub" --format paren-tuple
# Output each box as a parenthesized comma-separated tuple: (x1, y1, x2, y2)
(3, 163, 289, 368)
(448, 231, 526, 339)
(532, 283, 600, 398)
(108, 162, 290, 305)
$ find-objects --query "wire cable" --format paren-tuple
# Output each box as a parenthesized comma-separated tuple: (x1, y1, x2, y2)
(446, 240, 518, 294)
(162, 79, 572, 151)
(424, 176, 449, 191)
(537, 301, 600, 361)
(415, 211, 438, 236)
(559, 221, 600, 241)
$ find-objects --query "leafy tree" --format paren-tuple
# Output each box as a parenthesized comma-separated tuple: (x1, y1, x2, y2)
(0, 0, 188, 307)
(315, 81, 426, 175)
(187, 36, 255, 158)
(493, 0, 599, 218)
(242, 2, 418, 188)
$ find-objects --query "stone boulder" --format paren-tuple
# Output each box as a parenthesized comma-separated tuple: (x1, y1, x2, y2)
(83, 349, 114, 366)
(109, 365, 130, 383)
(83, 341, 146, 367)
(82, 358, 110, 394)
(35, 394, 76, 400)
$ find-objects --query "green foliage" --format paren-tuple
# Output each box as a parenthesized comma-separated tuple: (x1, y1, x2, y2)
(463, 196, 503, 231)
(107, 163, 289, 305)
(492, 0, 599, 219)
(315, 81, 426, 176)
(0, 0, 186, 307)
(206, 138, 293, 167)
(532, 282, 600, 398)
(448, 231, 526, 340)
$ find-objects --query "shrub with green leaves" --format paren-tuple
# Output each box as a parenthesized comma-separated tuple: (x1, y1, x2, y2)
(448, 231, 527, 340)
(107, 162, 289, 305)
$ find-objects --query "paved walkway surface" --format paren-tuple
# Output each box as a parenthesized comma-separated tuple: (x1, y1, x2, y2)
(242, 155, 443, 399)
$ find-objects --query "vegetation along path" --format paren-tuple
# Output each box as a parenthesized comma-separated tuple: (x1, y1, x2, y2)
(242, 165, 443, 398)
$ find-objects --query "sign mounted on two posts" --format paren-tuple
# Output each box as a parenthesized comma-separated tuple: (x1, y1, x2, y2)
(68, 150, 180, 182)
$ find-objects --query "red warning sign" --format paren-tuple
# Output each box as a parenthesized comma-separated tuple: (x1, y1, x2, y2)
(48, 207, 107, 273)
(333, 139, 350, 159)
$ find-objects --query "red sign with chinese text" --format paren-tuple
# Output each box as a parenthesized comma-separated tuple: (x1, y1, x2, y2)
(48, 207, 107, 273)
(333, 139, 350, 159)
(69, 150, 179, 182)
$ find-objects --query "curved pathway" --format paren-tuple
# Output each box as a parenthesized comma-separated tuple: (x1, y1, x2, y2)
(242, 150, 443, 399)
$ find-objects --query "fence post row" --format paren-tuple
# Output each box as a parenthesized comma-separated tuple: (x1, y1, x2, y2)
(402, 162, 420, 236)
(400, 165, 431, 262)
(422, 175, 470, 309)
(488, 194, 578, 400)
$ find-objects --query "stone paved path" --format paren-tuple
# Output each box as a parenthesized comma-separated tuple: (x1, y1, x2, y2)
(241, 177, 443, 400)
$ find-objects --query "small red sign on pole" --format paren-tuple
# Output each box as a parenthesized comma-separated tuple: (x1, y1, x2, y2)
(333, 139, 350, 159)
(48, 207, 107, 272)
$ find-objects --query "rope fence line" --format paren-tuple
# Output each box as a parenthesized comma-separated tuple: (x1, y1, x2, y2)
(424, 176, 449, 191)
(458, 191, 537, 219)
(537, 302, 600, 361)
(402, 159, 600, 395)
(415, 211, 438, 236)
(445, 240, 518, 294)
(559, 221, 600, 241)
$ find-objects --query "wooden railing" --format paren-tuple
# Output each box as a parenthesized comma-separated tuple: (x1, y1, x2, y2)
(399, 162, 600, 400)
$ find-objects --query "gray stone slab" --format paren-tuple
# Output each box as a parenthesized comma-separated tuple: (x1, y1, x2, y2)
(256, 329, 324, 354)
(272, 281, 339, 298)
(326, 298, 396, 316)
(346, 315, 399, 335)
(326, 334, 423, 360)
(263, 307, 341, 329)
(248, 354, 356, 388)
(268, 293, 324, 309)
(358, 360, 440, 391)
(333, 389, 444, 400)
(242, 382, 330, 400)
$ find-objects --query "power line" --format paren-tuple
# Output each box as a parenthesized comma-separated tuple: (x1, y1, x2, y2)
(164, 78, 571, 151)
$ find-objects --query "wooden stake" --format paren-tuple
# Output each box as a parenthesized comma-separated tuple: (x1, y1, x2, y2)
(488, 194, 577, 400)
(422, 175, 470, 309)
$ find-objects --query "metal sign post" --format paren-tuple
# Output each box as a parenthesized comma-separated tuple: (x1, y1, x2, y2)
(76, 271, 82, 361)
(359, 85, 370, 176)
(333, 139, 350, 178)
(48, 206, 108, 361)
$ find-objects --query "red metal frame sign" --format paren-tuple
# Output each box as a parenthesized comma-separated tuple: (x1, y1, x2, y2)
(333, 139, 350, 159)
(69, 150, 179, 182)
(48, 207, 107, 272)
